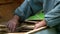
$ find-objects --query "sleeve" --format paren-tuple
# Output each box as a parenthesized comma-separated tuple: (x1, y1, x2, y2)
(45, 3, 60, 27)
(14, 0, 43, 21)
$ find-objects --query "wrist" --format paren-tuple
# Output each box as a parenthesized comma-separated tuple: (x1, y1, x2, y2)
(39, 20, 46, 26)
(42, 20, 46, 26)
(12, 15, 20, 20)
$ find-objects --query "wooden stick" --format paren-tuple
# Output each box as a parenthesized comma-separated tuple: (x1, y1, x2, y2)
(0, 25, 6, 28)
(25, 26, 47, 34)
(7, 32, 25, 34)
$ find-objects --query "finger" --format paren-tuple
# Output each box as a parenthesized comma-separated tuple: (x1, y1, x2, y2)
(12, 26, 15, 32)
(9, 24, 11, 31)
(9, 21, 14, 31)
(34, 25, 38, 29)
(6, 23, 9, 28)
(7, 22, 11, 28)
(34, 24, 40, 29)
(7, 23, 11, 32)
(12, 23, 16, 32)
(9, 23, 12, 32)
(34, 26, 38, 30)
(12, 25, 16, 32)
(10, 23, 14, 32)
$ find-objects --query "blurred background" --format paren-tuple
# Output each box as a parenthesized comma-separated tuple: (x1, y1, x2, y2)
(0, 0, 24, 23)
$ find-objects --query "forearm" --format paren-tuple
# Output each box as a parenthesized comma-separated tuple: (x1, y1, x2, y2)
(14, 0, 43, 21)
(45, 4, 60, 27)
(12, 15, 20, 20)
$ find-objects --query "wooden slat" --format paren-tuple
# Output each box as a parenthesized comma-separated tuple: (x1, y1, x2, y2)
(7, 32, 26, 34)
(0, 25, 6, 28)
(26, 26, 47, 34)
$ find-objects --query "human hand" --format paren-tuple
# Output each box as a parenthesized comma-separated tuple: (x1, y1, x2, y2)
(7, 15, 19, 32)
(34, 20, 46, 29)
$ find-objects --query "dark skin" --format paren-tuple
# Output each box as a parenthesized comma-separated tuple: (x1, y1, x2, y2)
(7, 15, 46, 32)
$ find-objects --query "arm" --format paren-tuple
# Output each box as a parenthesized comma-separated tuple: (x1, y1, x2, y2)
(7, 0, 43, 32)
(45, 3, 60, 27)
(34, 4, 60, 29)
(14, 0, 43, 21)
(34, 0, 60, 29)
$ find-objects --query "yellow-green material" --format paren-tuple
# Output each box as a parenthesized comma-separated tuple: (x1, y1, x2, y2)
(26, 11, 44, 20)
